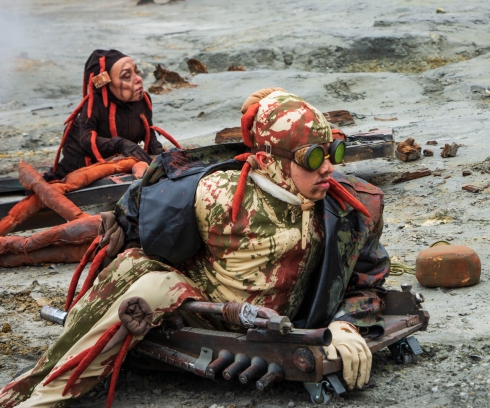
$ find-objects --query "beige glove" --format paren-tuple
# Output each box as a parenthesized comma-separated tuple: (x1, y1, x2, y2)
(240, 87, 286, 113)
(323, 321, 372, 390)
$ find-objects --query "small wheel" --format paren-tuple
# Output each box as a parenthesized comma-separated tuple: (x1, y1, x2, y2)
(411, 353, 419, 364)
(402, 352, 412, 365)
(310, 389, 333, 404)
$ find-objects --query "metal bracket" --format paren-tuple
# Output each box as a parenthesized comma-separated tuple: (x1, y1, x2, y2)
(389, 336, 423, 364)
(406, 336, 424, 355)
(325, 373, 346, 394)
(194, 347, 213, 374)
(304, 378, 342, 405)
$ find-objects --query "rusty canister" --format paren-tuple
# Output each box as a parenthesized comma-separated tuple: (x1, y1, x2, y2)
(415, 244, 481, 288)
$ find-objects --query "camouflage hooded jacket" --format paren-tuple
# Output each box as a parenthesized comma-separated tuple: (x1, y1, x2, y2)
(115, 147, 389, 335)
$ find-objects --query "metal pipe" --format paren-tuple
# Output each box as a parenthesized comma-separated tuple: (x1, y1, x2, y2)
(206, 350, 234, 379)
(246, 327, 332, 346)
(239, 356, 267, 384)
(180, 301, 224, 315)
(40, 306, 67, 326)
(135, 340, 208, 378)
(256, 363, 285, 391)
(222, 353, 251, 380)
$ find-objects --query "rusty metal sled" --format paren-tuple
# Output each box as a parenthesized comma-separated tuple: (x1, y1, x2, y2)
(126, 284, 429, 404)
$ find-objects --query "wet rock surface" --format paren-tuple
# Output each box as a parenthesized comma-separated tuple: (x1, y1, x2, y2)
(1, 0, 490, 406)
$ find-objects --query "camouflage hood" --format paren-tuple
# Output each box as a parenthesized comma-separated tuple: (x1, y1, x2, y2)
(250, 90, 333, 198)
(245, 90, 333, 249)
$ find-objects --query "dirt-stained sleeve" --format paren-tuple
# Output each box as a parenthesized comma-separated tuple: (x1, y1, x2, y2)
(334, 201, 390, 337)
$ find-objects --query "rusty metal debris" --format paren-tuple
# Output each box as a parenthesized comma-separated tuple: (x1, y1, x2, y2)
(323, 110, 355, 126)
(423, 149, 434, 156)
(215, 127, 242, 144)
(416, 245, 481, 288)
(227, 64, 245, 71)
(462, 170, 472, 176)
(440, 142, 459, 158)
(392, 168, 432, 183)
(148, 64, 195, 94)
(462, 185, 486, 193)
(187, 58, 208, 74)
(426, 140, 438, 145)
(396, 137, 421, 162)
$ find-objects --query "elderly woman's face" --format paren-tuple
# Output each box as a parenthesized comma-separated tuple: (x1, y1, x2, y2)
(109, 57, 143, 102)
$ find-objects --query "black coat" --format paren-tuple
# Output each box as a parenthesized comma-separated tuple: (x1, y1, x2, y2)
(45, 90, 162, 180)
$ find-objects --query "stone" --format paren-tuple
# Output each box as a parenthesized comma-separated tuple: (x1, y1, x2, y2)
(1, 323, 11, 333)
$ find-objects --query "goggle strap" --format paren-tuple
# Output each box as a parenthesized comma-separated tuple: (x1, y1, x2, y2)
(251, 145, 295, 161)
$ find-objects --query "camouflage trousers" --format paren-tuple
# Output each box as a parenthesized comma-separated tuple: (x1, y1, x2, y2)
(0, 249, 207, 408)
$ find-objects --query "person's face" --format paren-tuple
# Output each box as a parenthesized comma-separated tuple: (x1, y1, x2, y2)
(109, 57, 143, 102)
(290, 143, 335, 201)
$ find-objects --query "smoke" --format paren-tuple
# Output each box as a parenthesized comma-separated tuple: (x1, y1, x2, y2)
(0, 6, 30, 104)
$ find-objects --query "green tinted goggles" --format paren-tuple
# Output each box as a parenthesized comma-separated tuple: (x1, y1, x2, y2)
(291, 140, 346, 170)
(253, 140, 345, 171)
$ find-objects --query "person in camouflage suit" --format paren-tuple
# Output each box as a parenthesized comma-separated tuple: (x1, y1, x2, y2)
(0, 89, 389, 407)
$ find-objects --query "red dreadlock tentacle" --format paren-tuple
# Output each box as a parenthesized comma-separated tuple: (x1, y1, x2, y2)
(69, 246, 108, 310)
(53, 120, 75, 172)
(90, 130, 105, 163)
(327, 188, 347, 211)
(87, 73, 95, 118)
(143, 92, 152, 111)
(109, 103, 117, 137)
(82, 74, 87, 97)
(102, 87, 108, 108)
(232, 161, 251, 223)
(151, 126, 182, 149)
(65, 235, 101, 311)
(106, 333, 133, 408)
(139, 114, 151, 153)
(62, 322, 122, 396)
(99, 56, 109, 107)
(63, 95, 89, 125)
(241, 102, 260, 147)
(43, 348, 91, 387)
(328, 178, 371, 218)
(234, 152, 252, 162)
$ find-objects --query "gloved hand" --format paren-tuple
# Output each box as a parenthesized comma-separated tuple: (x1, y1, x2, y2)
(115, 138, 152, 164)
(323, 321, 372, 390)
(240, 87, 286, 113)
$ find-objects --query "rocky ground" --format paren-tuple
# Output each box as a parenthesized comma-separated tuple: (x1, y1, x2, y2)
(1, 0, 490, 406)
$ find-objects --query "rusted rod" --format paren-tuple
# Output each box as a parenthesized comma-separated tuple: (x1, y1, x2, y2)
(135, 340, 207, 378)
(256, 363, 285, 391)
(206, 349, 234, 379)
(222, 353, 251, 380)
(239, 356, 267, 384)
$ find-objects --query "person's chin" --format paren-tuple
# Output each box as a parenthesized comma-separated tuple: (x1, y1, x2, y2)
(305, 189, 327, 201)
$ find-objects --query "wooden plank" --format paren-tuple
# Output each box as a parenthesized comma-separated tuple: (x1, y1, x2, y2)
(0, 178, 24, 194)
(145, 327, 323, 382)
(392, 168, 432, 184)
(322, 316, 423, 375)
(0, 183, 131, 232)
(0, 174, 134, 196)
(215, 127, 242, 144)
